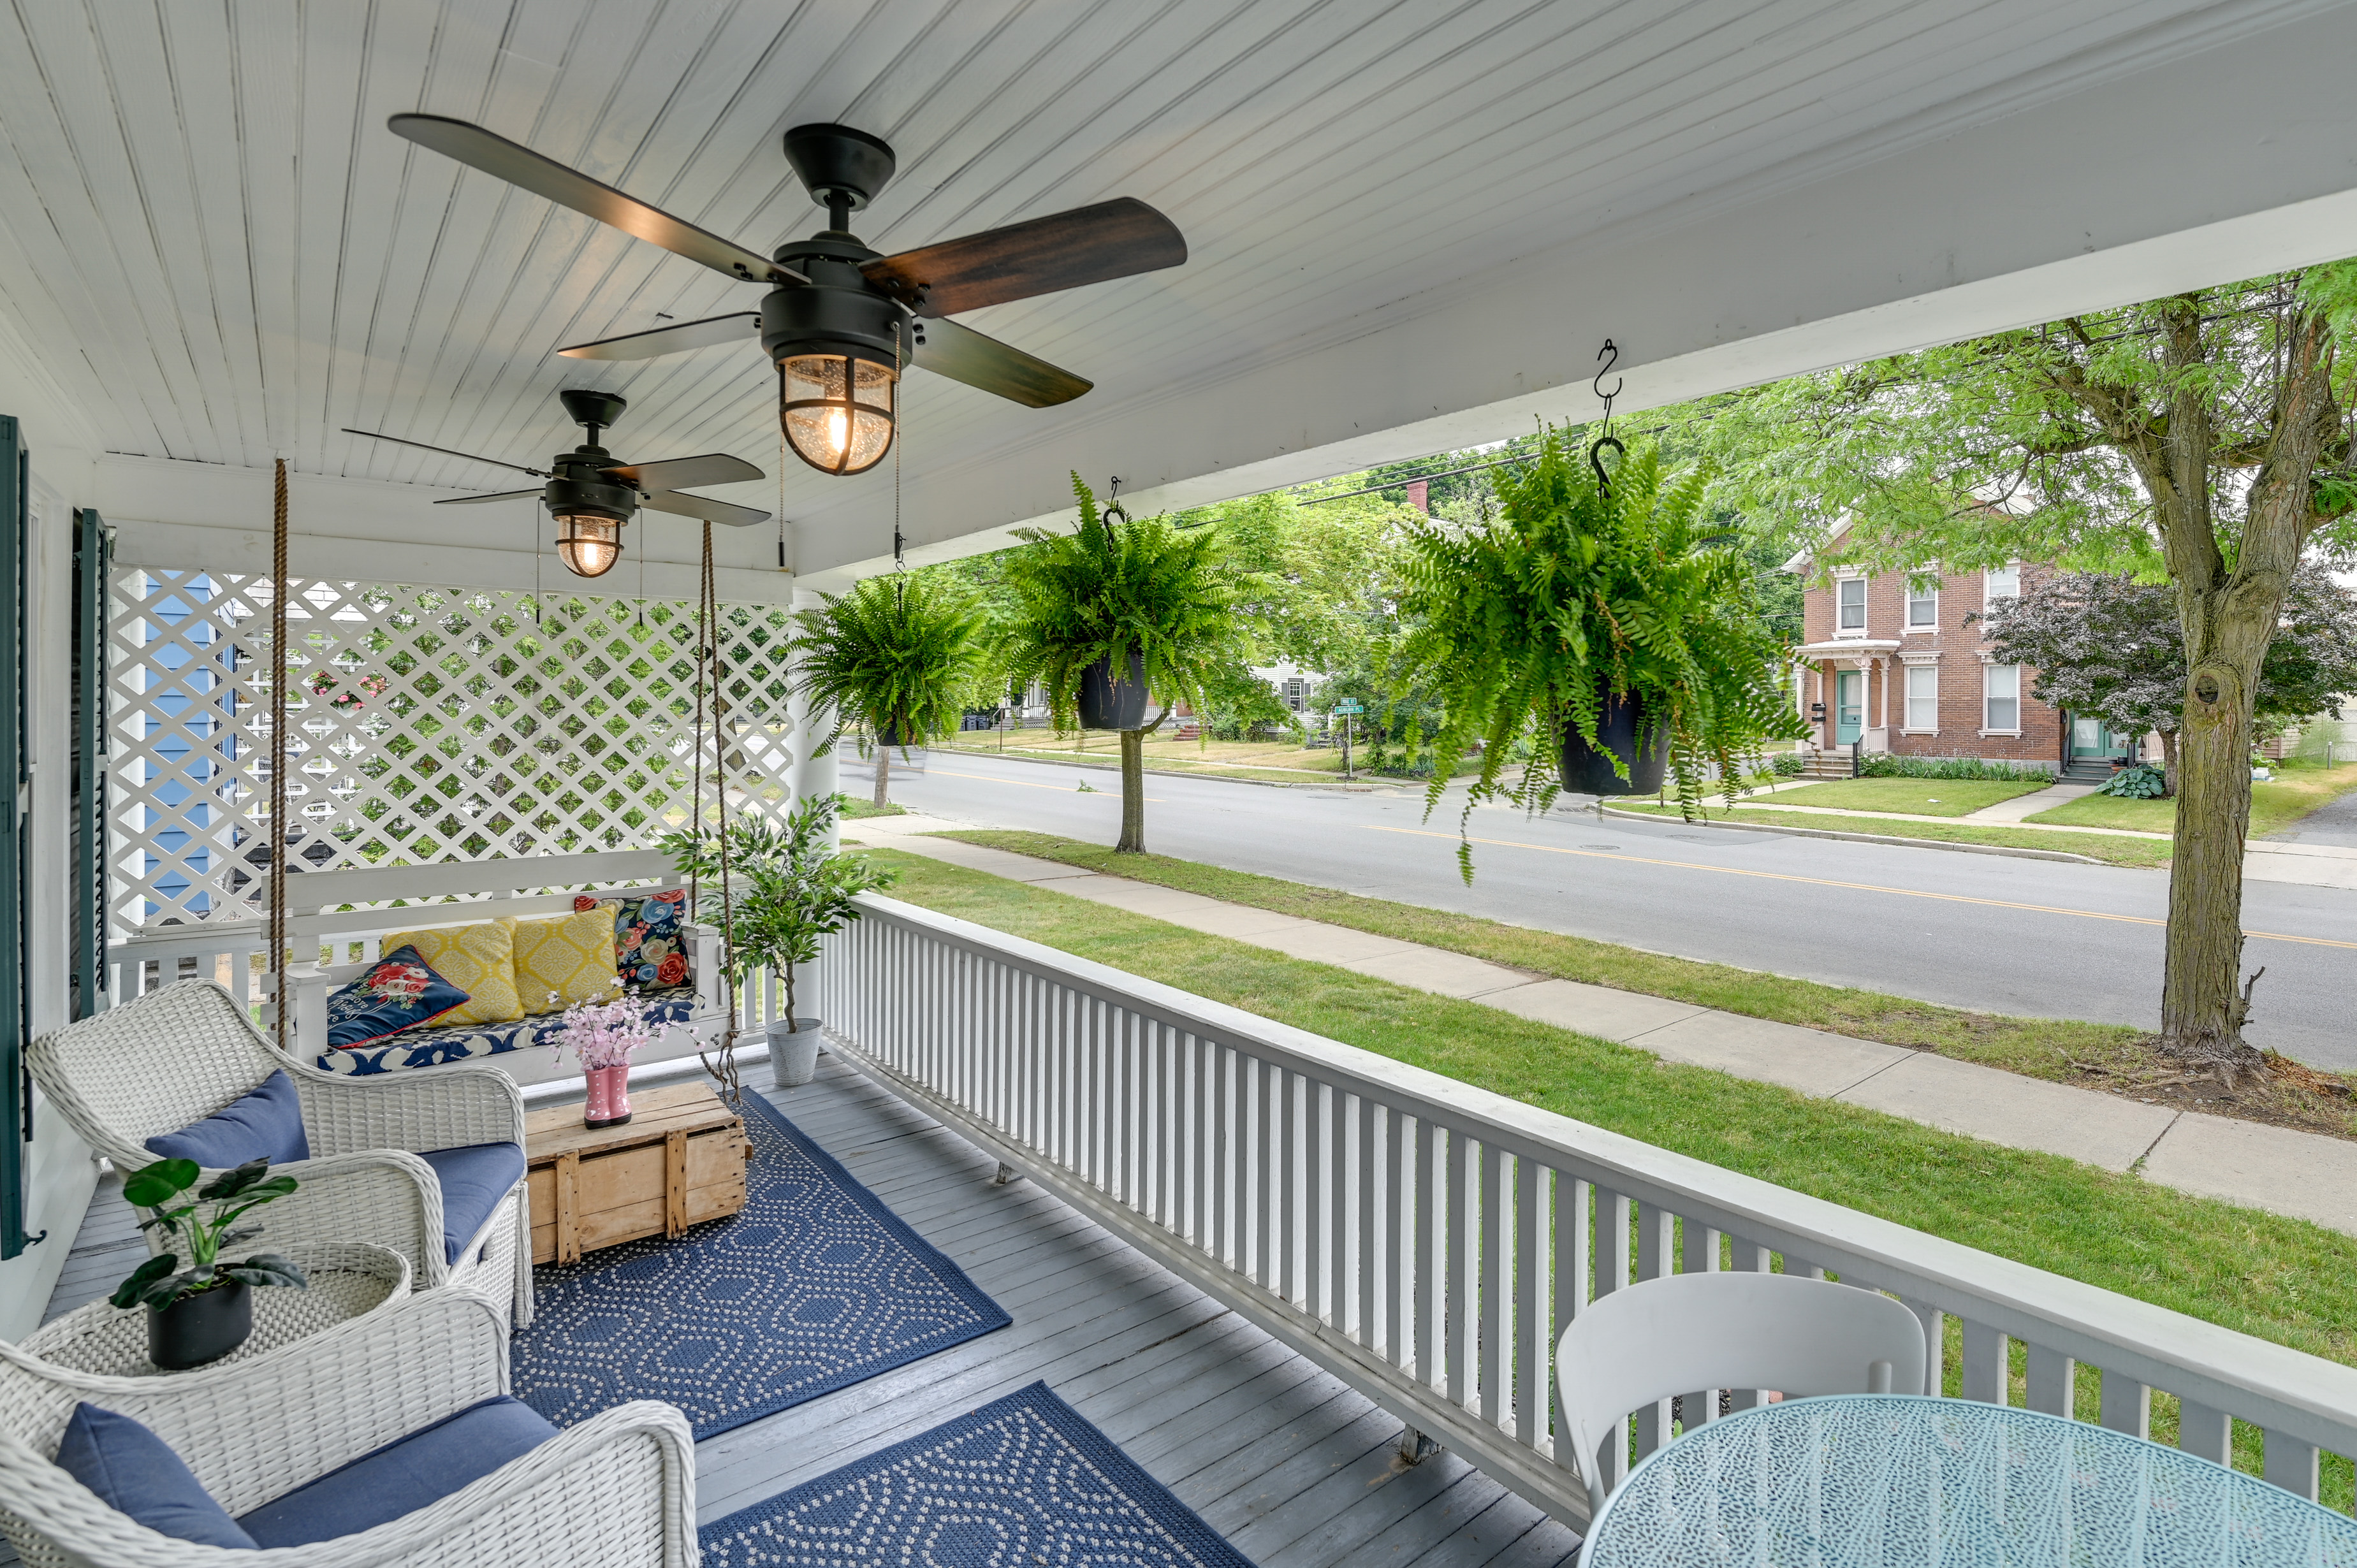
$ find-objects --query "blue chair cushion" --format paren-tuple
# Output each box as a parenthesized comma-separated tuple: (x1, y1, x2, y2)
(145, 1069, 310, 1168)
(54, 1402, 257, 1550)
(237, 1395, 556, 1548)
(419, 1142, 527, 1263)
(325, 945, 472, 1049)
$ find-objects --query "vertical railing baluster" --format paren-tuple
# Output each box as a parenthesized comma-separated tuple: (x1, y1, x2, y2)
(1446, 1128, 1471, 1412)
(1304, 1078, 1325, 1321)
(1255, 1059, 1277, 1291)
(2024, 1345, 2075, 1418)
(2177, 1401, 2232, 1466)
(1480, 1142, 1505, 1430)
(1679, 1217, 1723, 1425)
(1591, 1187, 1632, 1494)
(1633, 1204, 1673, 1457)
(1210, 1043, 1231, 1266)
(1330, 1087, 1350, 1330)
(1552, 1172, 1589, 1476)
(1515, 1153, 1542, 1449)
(2098, 1368, 2150, 1439)
(1960, 1320, 2006, 1405)
(1357, 1094, 1377, 1349)
(2263, 1431, 2322, 1501)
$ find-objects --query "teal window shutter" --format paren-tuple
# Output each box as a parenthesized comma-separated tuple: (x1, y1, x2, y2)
(0, 416, 33, 1259)
(73, 509, 109, 1019)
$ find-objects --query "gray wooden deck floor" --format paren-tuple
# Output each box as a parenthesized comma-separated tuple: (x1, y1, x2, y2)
(38, 1057, 1581, 1568)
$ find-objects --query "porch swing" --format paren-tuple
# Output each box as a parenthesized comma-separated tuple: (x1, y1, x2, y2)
(270, 519, 745, 1097)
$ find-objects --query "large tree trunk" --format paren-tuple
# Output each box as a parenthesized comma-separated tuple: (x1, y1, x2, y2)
(2143, 297, 2339, 1074)
(873, 743, 891, 808)
(1116, 729, 1146, 853)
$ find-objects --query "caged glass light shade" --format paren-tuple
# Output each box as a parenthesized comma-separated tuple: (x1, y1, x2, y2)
(780, 353, 896, 475)
(554, 513, 624, 578)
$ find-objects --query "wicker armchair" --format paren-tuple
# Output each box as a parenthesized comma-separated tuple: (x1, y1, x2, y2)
(0, 1289, 696, 1567)
(29, 980, 532, 1328)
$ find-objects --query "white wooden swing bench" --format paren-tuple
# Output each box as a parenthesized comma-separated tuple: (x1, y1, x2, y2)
(106, 850, 738, 1099)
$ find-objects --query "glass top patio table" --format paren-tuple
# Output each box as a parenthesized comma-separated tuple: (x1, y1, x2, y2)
(1581, 1394, 2356, 1568)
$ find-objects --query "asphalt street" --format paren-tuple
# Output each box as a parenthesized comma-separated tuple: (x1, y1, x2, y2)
(863, 750, 2357, 1071)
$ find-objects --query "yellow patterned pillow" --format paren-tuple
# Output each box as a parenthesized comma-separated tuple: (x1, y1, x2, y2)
(506, 908, 624, 1015)
(379, 920, 521, 1027)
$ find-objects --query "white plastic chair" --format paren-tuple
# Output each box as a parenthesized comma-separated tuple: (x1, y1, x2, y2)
(1555, 1270, 1929, 1515)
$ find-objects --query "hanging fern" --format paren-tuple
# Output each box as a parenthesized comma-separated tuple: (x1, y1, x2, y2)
(1392, 429, 1800, 876)
(789, 572, 989, 754)
(997, 474, 1254, 728)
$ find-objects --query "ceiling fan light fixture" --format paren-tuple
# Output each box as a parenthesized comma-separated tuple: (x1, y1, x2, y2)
(555, 512, 624, 578)
(781, 352, 896, 475)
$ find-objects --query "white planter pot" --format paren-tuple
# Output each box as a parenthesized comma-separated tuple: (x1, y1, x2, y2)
(768, 1017, 824, 1088)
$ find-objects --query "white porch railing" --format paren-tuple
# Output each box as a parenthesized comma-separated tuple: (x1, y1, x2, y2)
(812, 892, 2357, 1529)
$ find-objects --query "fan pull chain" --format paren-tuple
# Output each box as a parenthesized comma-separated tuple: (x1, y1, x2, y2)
(268, 458, 290, 1054)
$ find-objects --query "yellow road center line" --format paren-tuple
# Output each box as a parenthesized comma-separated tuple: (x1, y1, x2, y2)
(930, 767, 1162, 802)
(1367, 825, 2357, 952)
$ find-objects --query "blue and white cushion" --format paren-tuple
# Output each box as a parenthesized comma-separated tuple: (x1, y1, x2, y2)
(318, 986, 699, 1077)
(325, 945, 471, 1049)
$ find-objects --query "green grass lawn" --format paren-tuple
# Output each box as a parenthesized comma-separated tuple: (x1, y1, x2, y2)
(1755, 777, 2050, 816)
(857, 844, 2357, 1494)
(836, 793, 906, 820)
(2025, 762, 2357, 835)
(1612, 802, 2173, 868)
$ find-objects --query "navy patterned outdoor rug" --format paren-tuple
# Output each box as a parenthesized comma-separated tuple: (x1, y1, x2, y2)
(513, 1090, 1010, 1440)
(699, 1381, 1256, 1567)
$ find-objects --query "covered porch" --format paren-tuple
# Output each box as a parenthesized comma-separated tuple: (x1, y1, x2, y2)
(4, 3, 2357, 1562)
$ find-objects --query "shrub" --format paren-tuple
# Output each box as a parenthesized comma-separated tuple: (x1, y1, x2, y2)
(1769, 753, 1807, 778)
(2099, 762, 2168, 798)
(1857, 754, 2050, 782)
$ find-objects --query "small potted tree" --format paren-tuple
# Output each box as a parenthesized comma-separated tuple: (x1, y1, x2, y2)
(1393, 431, 1800, 873)
(789, 571, 990, 808)
(665, 794, 896, 1089)
(110, 1158, 308, 1369)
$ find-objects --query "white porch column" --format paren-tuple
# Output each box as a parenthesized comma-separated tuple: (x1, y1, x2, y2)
(786, 587, 838, 846)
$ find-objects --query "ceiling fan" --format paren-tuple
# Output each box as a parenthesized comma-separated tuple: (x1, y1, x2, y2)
(386, 113, 1187, 477)
(344, 388, 768, 579)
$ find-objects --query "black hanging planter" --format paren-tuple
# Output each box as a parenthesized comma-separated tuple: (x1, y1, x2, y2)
(1561, 687, 1666, 795)
(149, 1278, 252, 1370)
(1077, 652, 1149, 730)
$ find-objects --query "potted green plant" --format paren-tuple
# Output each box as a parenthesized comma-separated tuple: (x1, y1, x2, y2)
(109, 1158, 309, 1369)
(1393, 431, 1800, 873)
(663, 794, 897, 1089)
(999, 475, 1259, 852)
(789, 571, 989, 808)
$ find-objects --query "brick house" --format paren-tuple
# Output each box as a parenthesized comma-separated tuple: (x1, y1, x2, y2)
(1784, 546, 2133, 776)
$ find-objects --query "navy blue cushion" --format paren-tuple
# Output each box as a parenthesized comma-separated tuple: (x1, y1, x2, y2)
(325, 945, 472, 1049)
(419, 1142, 527, 1263)
(54, 1403, 256, 1550)
(237, 1396, 555, 1548)
(145, 1069, 310, 1168)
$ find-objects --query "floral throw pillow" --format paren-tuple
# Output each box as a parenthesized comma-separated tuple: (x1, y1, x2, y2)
(590, 892, 693, 989)
(325, 945, 472, 1049)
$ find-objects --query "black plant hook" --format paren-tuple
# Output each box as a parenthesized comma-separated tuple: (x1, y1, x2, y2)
(892, 525, 906, 603)
(1589, 339, 1625, 495)
(1102, 475, 1130, 528)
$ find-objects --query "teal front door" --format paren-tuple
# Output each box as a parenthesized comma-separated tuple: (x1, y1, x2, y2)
(2070, 717, 2129, 759)
(1835, 671, 1863, 744)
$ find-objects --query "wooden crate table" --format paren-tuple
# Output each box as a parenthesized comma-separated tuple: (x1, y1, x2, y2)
(525, 1081, 750, 1266)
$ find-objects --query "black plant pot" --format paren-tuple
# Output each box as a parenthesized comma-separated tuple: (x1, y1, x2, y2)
(1077, 652, 1149, 731)
(149, 1278, 252, 1370)
(1561, 688, 1666, 795)
(873, 722, 906, 749)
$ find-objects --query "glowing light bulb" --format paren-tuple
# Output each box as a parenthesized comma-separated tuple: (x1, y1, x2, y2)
(827, 408, 848, 457)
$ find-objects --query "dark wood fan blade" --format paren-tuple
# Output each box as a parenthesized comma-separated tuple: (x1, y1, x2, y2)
(389, 115, 803, 287)
(861, 198, 1186, 317)
(434, 488, 546, 505)
(639, 490, 771, 527)
(344, 428, 546, 477)
(560, 313, 761, 361)
(602, 453, 763, 491)
(912, 317, 1091, 407)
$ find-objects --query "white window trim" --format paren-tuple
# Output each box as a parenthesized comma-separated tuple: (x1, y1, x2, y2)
(1981, 561, 2023, 614)
(1903, 569, 1939, 632)
(1901, 660, 1941, 736)
(1980, 658, 2023, 736)
(1833, 572, 1869, 639)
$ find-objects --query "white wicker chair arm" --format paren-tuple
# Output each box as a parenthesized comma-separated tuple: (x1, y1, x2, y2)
(127, 1151, 445, 1292)
(291, 1064, 525, 1158)
(0, 1403, 692, 1568)
(0, 1292, 509, 1528)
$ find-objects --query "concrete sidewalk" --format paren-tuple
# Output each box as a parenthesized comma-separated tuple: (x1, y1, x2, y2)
(847, 813, 2356, 1238)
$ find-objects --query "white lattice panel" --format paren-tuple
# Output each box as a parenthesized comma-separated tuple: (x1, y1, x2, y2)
(110, 569, 797, 933)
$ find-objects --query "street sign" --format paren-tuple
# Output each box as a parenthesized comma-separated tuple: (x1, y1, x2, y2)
(1331, 700, 1363, 715)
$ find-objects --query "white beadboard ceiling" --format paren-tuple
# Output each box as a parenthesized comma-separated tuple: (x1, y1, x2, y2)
(0, 0, 2347, 549)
